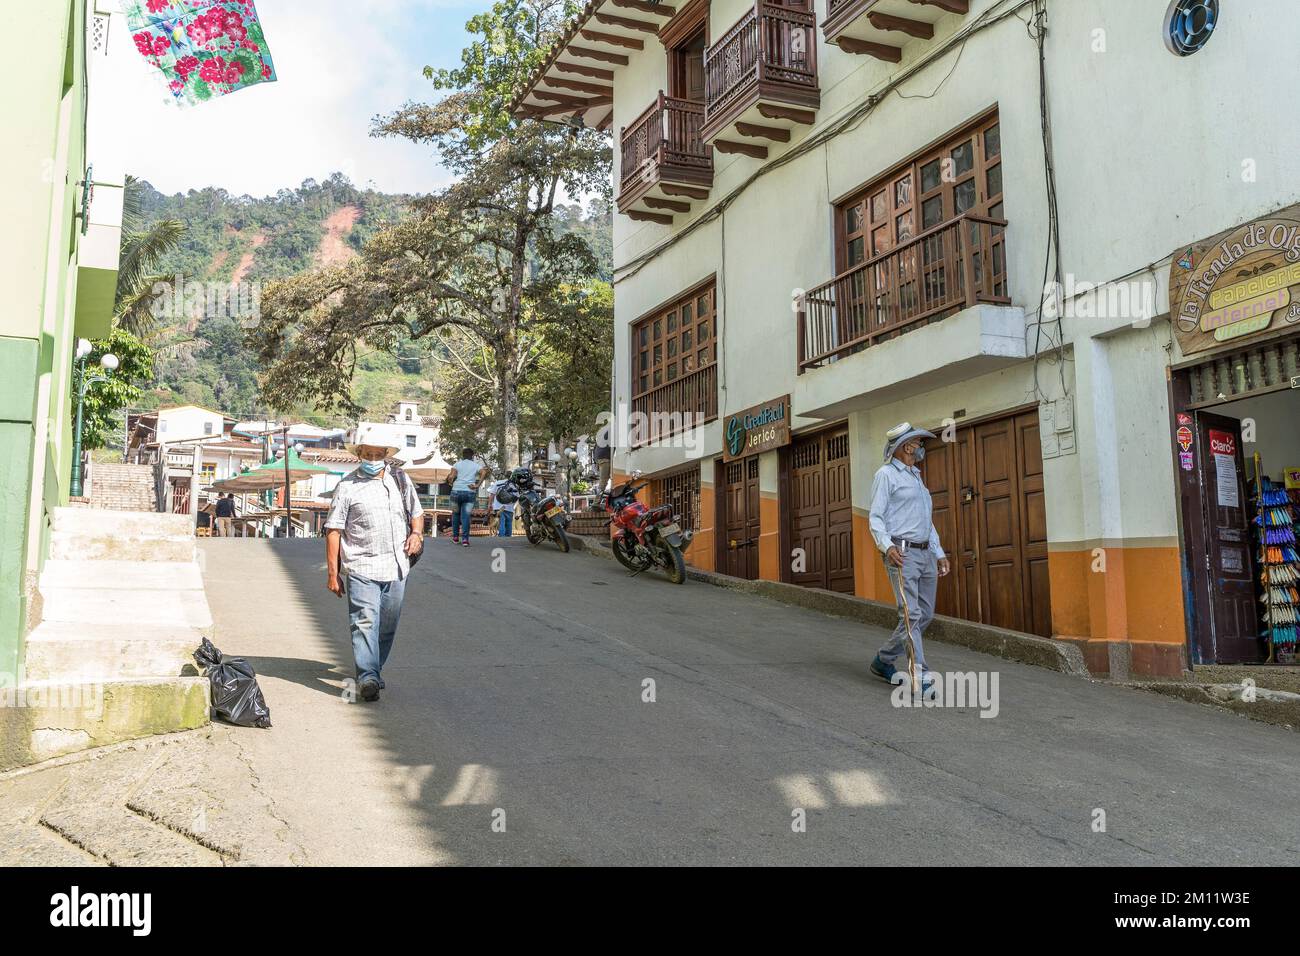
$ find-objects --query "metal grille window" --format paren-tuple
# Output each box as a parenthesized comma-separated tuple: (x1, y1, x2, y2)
(654, 467, 701, 533)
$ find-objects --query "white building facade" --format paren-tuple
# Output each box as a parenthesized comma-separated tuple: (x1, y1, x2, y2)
(518, 0, 1300, 677)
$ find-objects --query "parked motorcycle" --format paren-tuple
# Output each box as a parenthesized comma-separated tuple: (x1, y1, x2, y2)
(506, 466, 571, 553)
(602, 472, 691, 584)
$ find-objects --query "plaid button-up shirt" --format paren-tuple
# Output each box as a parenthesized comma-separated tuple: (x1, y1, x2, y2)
(325, 468, 420, 582)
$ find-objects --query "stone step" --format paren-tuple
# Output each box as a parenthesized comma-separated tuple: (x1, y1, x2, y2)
(23, 622, 204, 682)
(52, 506, 191, 538)
(49, 531, 195, 562)
(37, 586, 213, 629)
(4, 677, 210, 770)
(40, 559, 203, 592)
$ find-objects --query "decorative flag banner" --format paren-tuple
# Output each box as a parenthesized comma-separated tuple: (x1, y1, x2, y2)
(123, 1, 276, 106)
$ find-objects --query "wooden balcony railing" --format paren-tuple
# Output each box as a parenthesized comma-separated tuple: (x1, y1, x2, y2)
(797, 213, 1010, 372)
(704, 2, 818, 130)
(619, 93, 711, 195)
(630, 363, 718, 447)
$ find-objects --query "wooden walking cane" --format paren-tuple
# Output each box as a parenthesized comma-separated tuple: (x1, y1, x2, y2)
(889, 559, 920, 695)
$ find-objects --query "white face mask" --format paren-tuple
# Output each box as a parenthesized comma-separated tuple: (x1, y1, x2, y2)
(912, 445, 926, 463)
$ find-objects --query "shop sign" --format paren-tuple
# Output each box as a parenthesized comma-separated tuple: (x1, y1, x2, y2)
(723, 395, 791, 461)
(1170, 202, 1300, 356)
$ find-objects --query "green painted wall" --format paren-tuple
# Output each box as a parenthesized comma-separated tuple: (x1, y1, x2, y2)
(0, 0, 90, 676)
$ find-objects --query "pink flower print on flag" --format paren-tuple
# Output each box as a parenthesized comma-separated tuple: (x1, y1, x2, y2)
(147, 0, 169, 12)
(199, 56, 227, 83)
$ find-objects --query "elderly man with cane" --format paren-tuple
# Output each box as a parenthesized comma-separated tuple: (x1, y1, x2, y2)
(868, 422, 950, 695)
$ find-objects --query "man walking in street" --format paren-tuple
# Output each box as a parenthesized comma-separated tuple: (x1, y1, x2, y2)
(487, 473, 516, 537)
(449, 448, 484, 546)
(214, 493, 236, 538)
(325, 426, 423, 702)
(868, 422, 950, 694)
(594, 426, 612, 494)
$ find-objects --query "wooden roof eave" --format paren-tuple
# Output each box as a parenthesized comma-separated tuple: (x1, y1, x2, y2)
(511, 0, 678, 126)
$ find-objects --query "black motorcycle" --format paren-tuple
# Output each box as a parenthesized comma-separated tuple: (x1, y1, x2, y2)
(504, 466, 571, 553)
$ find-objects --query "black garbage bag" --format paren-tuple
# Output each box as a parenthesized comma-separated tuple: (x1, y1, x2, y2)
(194, 638, 272, 728)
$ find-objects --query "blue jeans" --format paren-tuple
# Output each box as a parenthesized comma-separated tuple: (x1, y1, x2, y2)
(497, 510, 513, 536)
(450, 490, 475, 540)
(346, 573, 406, 686)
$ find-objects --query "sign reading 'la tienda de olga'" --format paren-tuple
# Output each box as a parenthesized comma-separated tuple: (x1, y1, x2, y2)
(1170, 203, 1300, 356)
(724, 395, 791, 461)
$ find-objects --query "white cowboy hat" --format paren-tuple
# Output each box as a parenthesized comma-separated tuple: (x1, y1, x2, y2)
(883, 422, 936, 463)
(347, 423, 401, 459)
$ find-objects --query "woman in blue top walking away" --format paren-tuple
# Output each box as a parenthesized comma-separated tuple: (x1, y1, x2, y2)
(449, 448, 485, 546)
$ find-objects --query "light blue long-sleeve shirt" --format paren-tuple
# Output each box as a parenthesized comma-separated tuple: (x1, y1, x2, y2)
(868, 458, 945, 559)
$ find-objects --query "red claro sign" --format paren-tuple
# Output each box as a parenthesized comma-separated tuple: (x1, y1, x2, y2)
(1208, 430, 1236, 456)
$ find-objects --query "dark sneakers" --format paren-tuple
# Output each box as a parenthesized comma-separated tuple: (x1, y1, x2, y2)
(870, 655, 897, 684)
(359, 678, 380, 702)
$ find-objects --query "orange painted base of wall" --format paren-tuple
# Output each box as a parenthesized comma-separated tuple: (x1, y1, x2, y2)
(1048, 545, 1188, 678)
(758, 492, 779, 581)
(852, 510, 892, 603)
(687, 483, 715, 571)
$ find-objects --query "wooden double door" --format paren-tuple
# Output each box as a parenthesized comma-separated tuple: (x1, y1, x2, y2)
(788, 427, 855, 593)
(922, 409, 1052, 636)
(720, 455, 762, 580)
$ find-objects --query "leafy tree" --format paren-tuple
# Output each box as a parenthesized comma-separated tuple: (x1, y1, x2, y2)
(114, 175, 185, 336)
(77, 328, 155, 450)
(250, 0, 610, 469)
(519, 281, 612, 466)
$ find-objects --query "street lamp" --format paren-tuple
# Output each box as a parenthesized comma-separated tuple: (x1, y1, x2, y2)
(69, 340, 118, 498)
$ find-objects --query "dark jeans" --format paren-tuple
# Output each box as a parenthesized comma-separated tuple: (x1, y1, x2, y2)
(450, 490, 475, 539)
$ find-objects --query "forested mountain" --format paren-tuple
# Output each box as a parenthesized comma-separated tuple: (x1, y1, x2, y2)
(131, 174, 611, 427)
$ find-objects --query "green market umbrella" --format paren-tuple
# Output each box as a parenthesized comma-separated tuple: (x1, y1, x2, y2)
(211, 449, 329, 492)
(123, 1, 277, 106)
(252, 447, 332, 485)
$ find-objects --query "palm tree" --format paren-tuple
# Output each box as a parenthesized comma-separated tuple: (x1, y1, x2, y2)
(114, 175, 185, 337)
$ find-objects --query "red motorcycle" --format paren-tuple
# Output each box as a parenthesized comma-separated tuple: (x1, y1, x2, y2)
(602, 473, 691, 584)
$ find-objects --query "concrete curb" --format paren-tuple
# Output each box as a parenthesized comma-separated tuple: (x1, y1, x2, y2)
(1128, 681, 1300, 732)
(569, 534, 1089, 677)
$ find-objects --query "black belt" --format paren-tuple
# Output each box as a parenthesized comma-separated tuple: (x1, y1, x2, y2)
(891, 537, 929, 550)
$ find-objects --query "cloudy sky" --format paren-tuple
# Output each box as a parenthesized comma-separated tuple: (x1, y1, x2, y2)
(100, 0, 482, 197)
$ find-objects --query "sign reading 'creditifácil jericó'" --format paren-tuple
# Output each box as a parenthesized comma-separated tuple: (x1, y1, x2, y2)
(1170, 202, 1300, 356)
(723, 395, 791, 461)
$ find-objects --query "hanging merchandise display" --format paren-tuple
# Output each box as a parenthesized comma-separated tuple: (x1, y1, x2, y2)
(123, 1, 277, 106)
(1253, 454, 1299, 660)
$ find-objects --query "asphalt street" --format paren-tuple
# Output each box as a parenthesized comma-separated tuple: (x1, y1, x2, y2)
(196, 536, 1300, 866)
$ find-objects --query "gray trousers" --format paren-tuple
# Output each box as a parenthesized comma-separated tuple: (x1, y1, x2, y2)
(879, 547, 938, 671)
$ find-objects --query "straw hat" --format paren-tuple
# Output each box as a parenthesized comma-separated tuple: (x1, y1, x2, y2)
(347, 423, 401, 459)
(883, 422, 936, 463)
